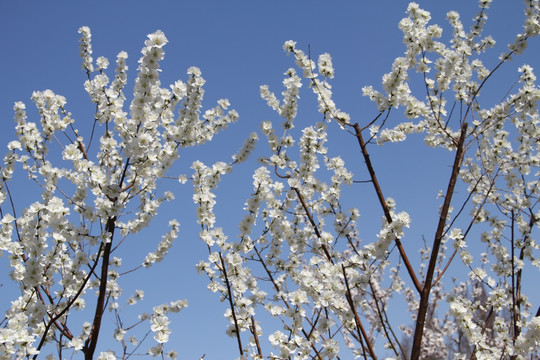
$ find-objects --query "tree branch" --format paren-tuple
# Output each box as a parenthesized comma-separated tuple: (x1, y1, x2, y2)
(219, 252, 244, 356)
(353, 123, 421, 294)
(342, 265, 377, 360)
(83, 216, 116, 360)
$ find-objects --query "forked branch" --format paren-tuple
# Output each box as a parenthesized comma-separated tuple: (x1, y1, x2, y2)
(410, 122, 468, 360)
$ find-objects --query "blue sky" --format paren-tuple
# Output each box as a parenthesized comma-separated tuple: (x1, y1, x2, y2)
(1, 1, 538, 359)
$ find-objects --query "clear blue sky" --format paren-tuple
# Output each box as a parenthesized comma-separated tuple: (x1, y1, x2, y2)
(0, 1, 538, 359)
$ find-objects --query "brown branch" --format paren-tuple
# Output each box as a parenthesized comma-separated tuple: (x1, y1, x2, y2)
(410, 122, 468, 360)
(306, 309, 323, 340)
(353, 123, 421, 294)
(219, 252, 244, 356)
(250, 316, 263, 357)
(3, 181, 23, 246)
(367, 279, 404, 359)
(342, 265, 377, 360)
(83, 216, 116, 360)
(253, 246, 290, 308)
(469, 306, 494, 360)
(512, 211, 535, 342)
(511, 210, 520, 341)
(292, 187, 333, 263)
(253, 246, 323, 359)
(432, 174, 496, 287)
(36, 288, 74, 341)
(33, 242, 105, 358)
(77, 140, 90, 161)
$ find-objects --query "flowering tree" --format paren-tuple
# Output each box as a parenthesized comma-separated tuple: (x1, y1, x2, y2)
(0, 27, 251, 359)
(0, 1, 539, 360)
(194, 1, 540, 359)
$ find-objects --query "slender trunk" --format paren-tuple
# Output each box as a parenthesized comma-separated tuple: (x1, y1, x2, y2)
(410, 123, 468, 360)
(83, 216, 116, 360)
